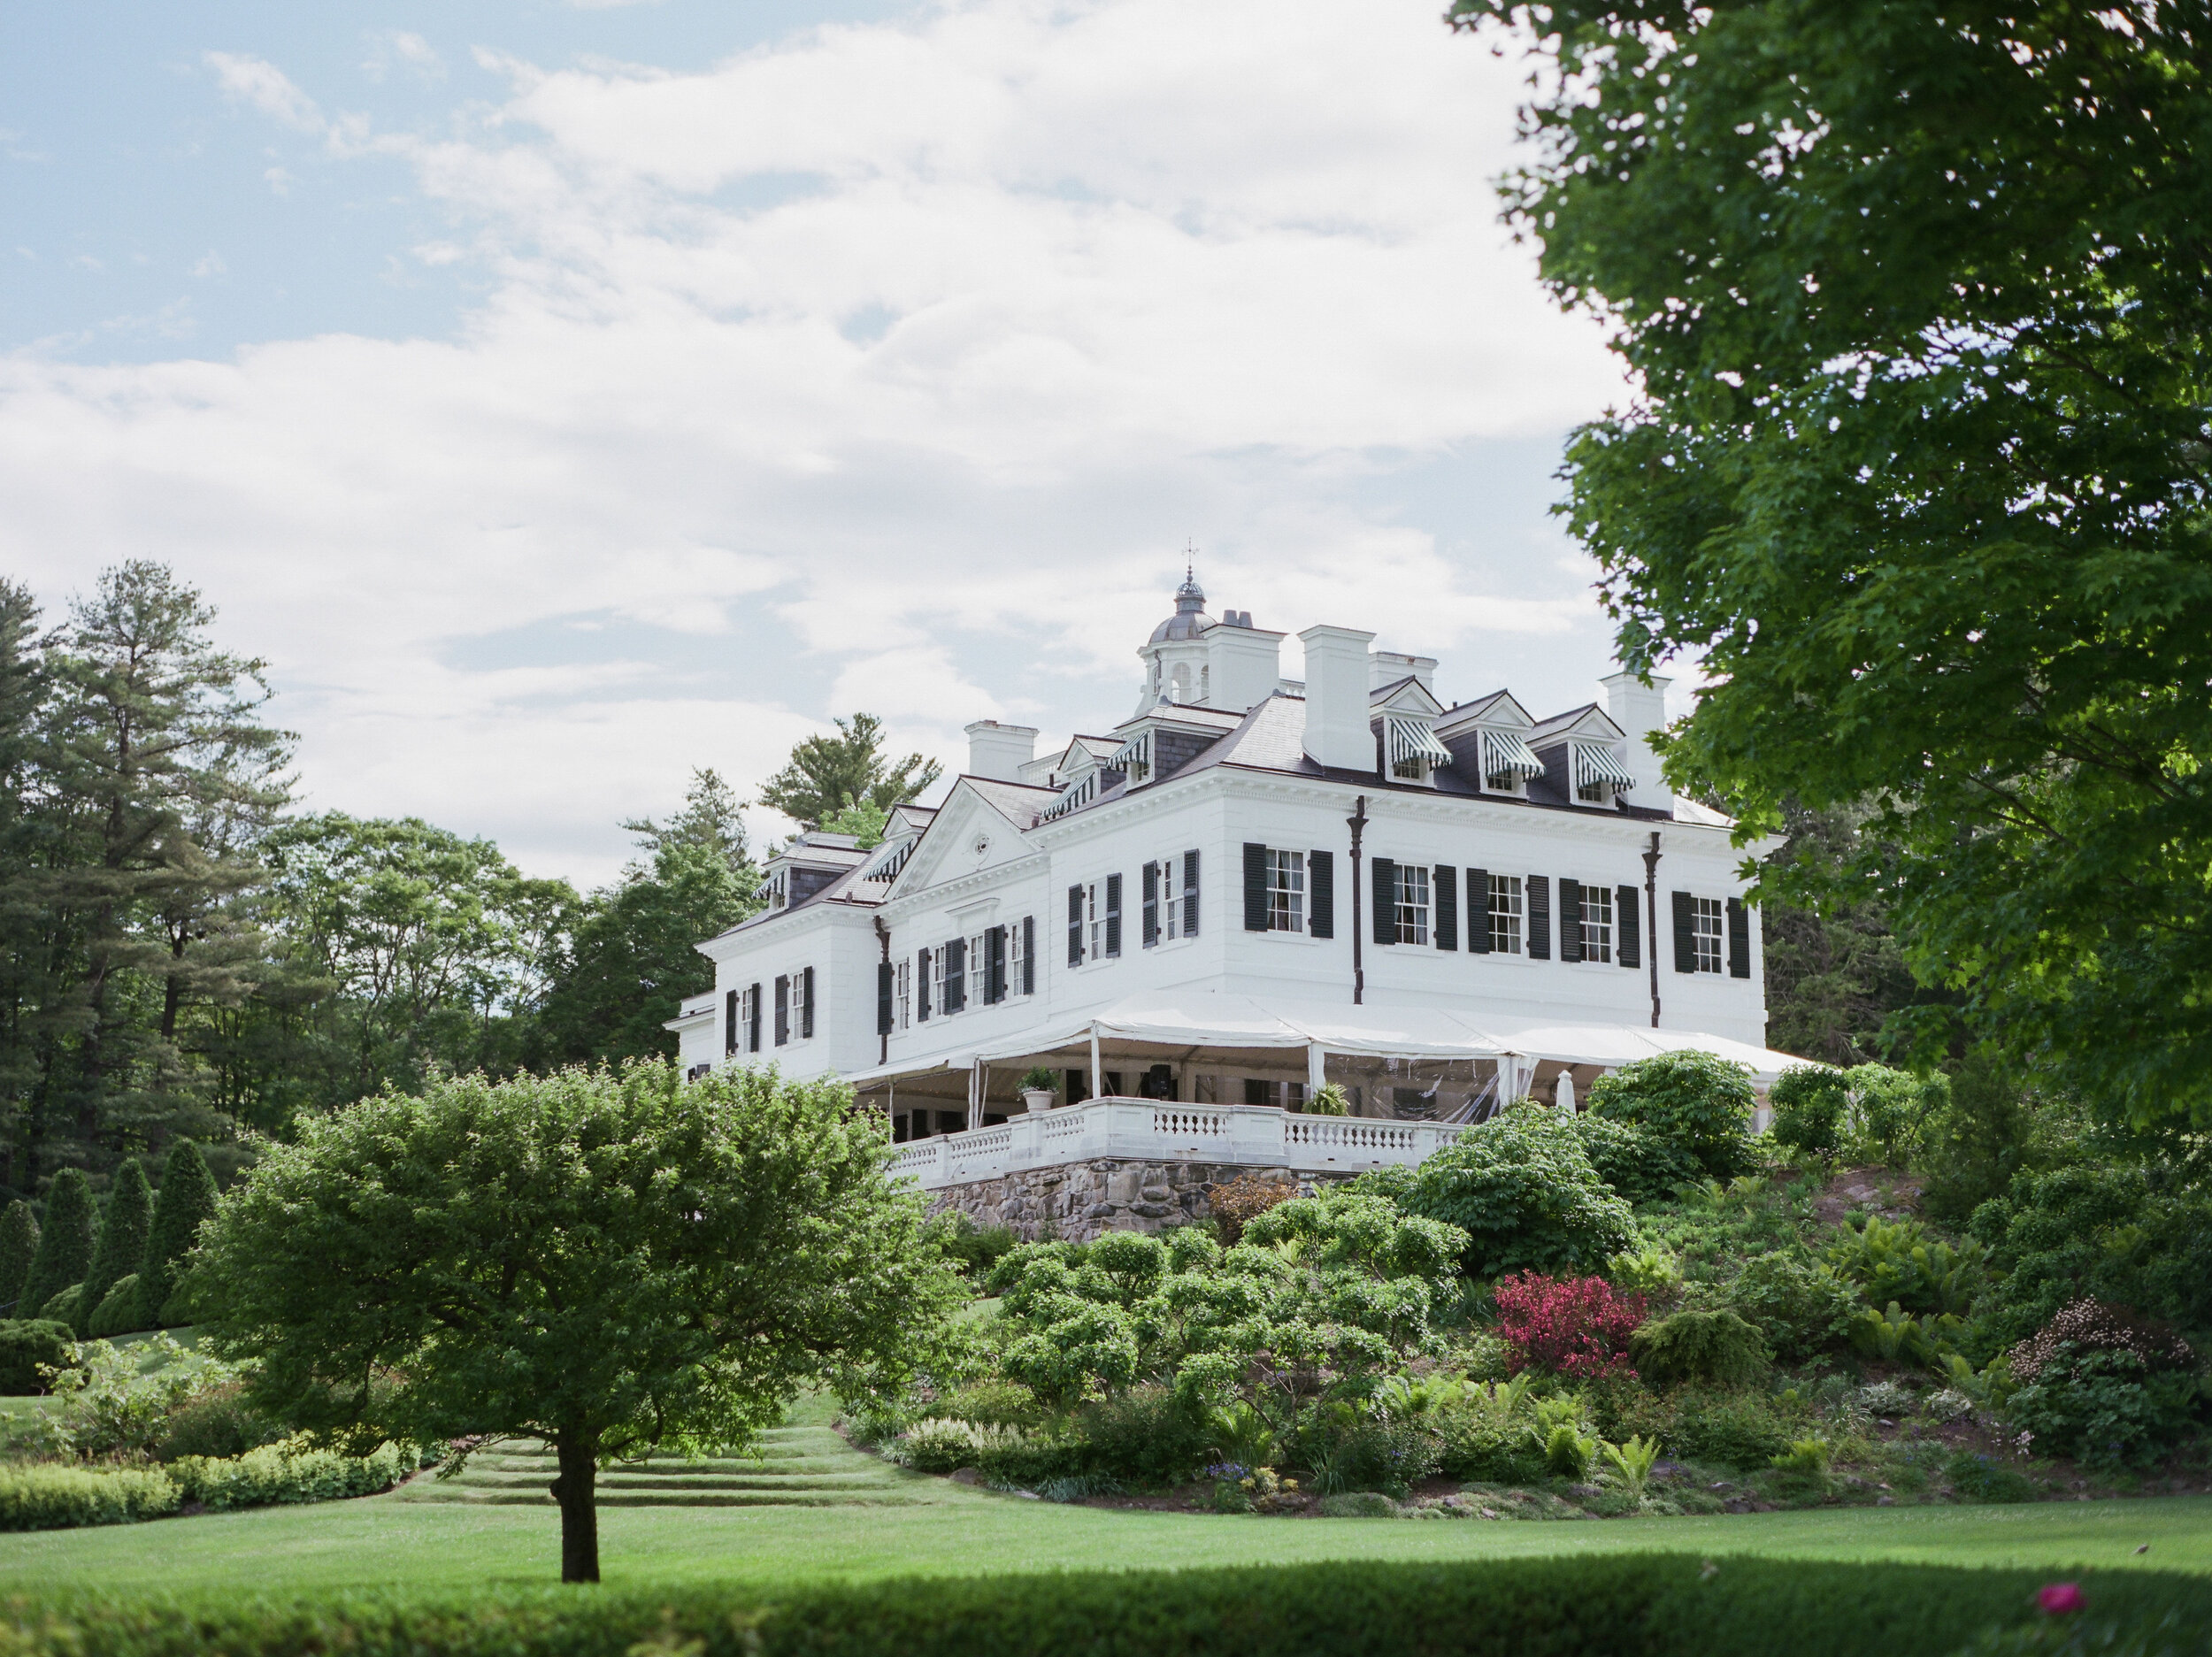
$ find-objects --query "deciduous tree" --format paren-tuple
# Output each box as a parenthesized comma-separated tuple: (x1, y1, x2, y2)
(1455, 0, 2212, 1125)
(193, 1062, 964, 1582)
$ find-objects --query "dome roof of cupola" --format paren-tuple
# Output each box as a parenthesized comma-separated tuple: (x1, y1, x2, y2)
(1148, 566, 1214, 643)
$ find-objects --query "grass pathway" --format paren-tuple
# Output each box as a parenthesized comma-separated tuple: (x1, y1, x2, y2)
(3, 1474, 2207, 1598)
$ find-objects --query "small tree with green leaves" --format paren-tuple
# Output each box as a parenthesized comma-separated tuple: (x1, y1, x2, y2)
(192, 1062, 965, 1584)
(0, 1201, 36, 1314)
(81, 1158, 152, 1317)
(1587, 1051, 1757, 1179)
(138, 1139, 219, 1327)
(21, 1168, 94, 1319)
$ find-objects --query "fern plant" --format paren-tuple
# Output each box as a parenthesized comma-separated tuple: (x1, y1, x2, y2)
(1598, 1433, 1661, 1502)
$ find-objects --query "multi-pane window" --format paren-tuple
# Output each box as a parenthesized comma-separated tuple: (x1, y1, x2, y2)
(1156, 853, 1183, 940)
(1265, 848, 1306, 933)
(1394, 863, 1431, 946)
(1694, 897, 1724, 973)
(931, 946, 949, 1011)
(968, 932, 989, 997)
(1087, 882, 1104, 960)
(895, 960, 910, 1031)
(1008, 920, 1027, 993)
(1489, 875, 1524, 955)
(1580, 883, 1615, 964)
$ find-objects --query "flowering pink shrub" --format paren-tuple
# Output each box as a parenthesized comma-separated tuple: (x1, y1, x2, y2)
(2037, 1584, 2085, 1616)
(1493, 1272, 1647, 1378)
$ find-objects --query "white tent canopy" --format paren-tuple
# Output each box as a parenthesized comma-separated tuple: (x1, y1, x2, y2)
(843, 990, 1809, 1090)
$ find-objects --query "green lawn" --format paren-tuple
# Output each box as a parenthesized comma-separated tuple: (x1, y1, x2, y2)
(3, 1482, 2207, 1599)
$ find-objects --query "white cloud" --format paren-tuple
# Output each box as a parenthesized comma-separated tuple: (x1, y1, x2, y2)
(6, 0, 1630, 886)
(363, 30, 446, 84)
(204, 52, 326, 133)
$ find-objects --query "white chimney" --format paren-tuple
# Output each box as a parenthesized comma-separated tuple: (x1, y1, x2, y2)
(1601, 670, 1673, 814)
(964, 720, 1038, 784)
(1204, 622, 1284, 714)
(1299, 625, 1377, 772)
(1370, 650, 1438, 696)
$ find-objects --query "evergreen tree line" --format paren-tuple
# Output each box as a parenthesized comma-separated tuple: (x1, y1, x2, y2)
(0, 561, 941, 1208)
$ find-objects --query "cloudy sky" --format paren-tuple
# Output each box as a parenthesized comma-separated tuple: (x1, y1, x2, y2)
(1, 0, 1638, 888)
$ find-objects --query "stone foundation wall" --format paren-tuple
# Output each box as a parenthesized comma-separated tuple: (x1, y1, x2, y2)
(926, 1158, 1353, 1243)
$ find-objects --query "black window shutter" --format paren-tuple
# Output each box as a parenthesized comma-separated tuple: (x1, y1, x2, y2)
(749, 984, 761, 1051)
(1560, 878, 1584, 963)
(801, 966, 815, 1039)
(918, 950, 932, 1019)
(1068, 884, 1084, 966)
(1671, 891, 1696, 974)
(1617, 884, 1640, 969)
(1728, 897, 1753, 978)
(1105, 873, 1122, 957)
(945, 938, 965, 1012)
(876, 963, 892, 1034)
(1242, 843, 1268, 931)
(988, 925, 1006, 1003)
(1310, 849, 1334, 938)
(1183, 849, 1200, 936)
(1468, 867, 1492, 955)
(1023, 916, 1035, 994)
(1528, 876, 1552, 960)
(774, 974, 790, 1045)
(1435, 864, 1458, 951)
(1141, 861, 1159, 948)
(725, 988, 738, 1055)
(1371, 855, 1396, 946)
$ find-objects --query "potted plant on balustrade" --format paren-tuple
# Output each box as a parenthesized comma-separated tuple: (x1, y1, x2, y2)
(1018, 1067, 1061, 1113)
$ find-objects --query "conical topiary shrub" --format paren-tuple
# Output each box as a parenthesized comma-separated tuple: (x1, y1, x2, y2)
(138, 1141, 220, 1327)
(20, 1169, 95, 1322)
(0, 1201, 36, 1315)
(81, 1158, 153, 1324)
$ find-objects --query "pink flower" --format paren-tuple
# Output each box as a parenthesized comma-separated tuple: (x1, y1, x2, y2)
(2037, 1584, 2085, 1616)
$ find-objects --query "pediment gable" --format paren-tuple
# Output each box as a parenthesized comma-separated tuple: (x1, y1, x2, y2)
(882, 780, 1041, 900)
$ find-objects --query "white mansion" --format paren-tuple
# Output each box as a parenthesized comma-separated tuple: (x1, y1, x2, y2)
(671, 575, 1794, 1232)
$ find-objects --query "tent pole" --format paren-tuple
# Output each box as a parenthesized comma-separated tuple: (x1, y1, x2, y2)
(1089, 1025, 1102, 1102)
(1307, 1042, 1325, 1103)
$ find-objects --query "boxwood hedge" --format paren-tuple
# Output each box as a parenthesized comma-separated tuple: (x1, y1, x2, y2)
(0, 1557, 2206, 1657)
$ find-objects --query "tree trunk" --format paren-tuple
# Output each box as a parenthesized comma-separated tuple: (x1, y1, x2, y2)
(549, 1436, 600, 1583)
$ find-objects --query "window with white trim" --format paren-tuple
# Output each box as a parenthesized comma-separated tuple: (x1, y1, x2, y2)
(1694, 897, 1725, 973)
(930, 946, 949, 1011)
(1580, 883, 1615, 964)
(1157, 852, 1184, 941)
(1086, 882, 1103, 961)
(1394, 863, 1431, 946)
(1008, 919, 1027, 993)
(1265, 848, 1305, 933)
(1489, 874, 1524, 955)
(895, 959, 910, 1031)
(968, 931, 989, 1000)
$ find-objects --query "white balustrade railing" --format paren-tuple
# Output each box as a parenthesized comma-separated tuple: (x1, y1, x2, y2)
(887, 1097, 1464, 1191)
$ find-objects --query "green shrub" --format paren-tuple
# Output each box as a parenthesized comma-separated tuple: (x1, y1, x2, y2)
(1305, 1418, 1438, 1498)
(1315, 1490, 1398, 1516)
(1072, 1385, 1210, 1485)
(1565, 1114, 1702, 1205)
(1433, 1386, 1547, 1484)
(86, 1274, 145, 1340)
(1769, 1436, 1831, 1475)
(0, 1201, 38, 1313)
(0, 1319, 74, 1395)
(20, 1169, 94, 1321)
(1769, 1066, 1848, 1158)
(1630, 1309, 1770, 1389)
(137, 1140, 219, 1329)
(171, 1438, 411, 1511)
(1970, 1163, 2212, 1346)
(1713, 1251, 1862, 1362)
(0, 1557, 2207, 1657)
(1825, 1216, 1987, 1317)
(80, 1161, 153, 1323)
(895, 1417, 1022, 1473)
(937, 1379, 1044, 1431)
(2004, 1348, 2201, 1469)
(0, 1462, 179, 1530)
(926, 1212, 1017, 1279)
(1944, 1450, 2039, 1504)
(1586, 1051, 1757, 1179)
(34, 1283, 87, 1330)
(154, 1379, 288, 1461)
(1669, 1389, 1800, 1469)
(1358, 1103, 1634, 1279)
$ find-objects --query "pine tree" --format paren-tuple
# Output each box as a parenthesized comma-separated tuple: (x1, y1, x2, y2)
(81, 1157, 152, 1316)
(0, 1200, 37, 1313)
(20, 1167, 94, 1317)
(138, 1139, 219, 1325)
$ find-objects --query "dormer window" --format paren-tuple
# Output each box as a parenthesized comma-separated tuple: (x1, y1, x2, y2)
(1570, 740, 1635, 805)
(1114, 730, 1152, 786)
(756, 868, 788, 910)
(1479, 727, 1546, 795)
(1385, 714, 1451, 783)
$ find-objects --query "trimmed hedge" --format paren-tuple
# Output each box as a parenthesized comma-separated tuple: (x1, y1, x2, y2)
(171, 1438, 412, 1512)
(0, 1318, 73, 1395)
(0, 1559, 2207, 1657)
(0, 1463, 179, 1531)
